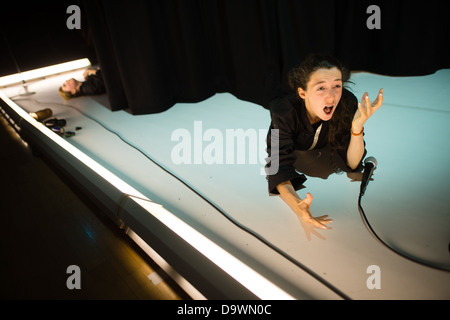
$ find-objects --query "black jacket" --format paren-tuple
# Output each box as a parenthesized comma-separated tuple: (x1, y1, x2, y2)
(265, 88, 361, 195)
(80, 70, 106, 96)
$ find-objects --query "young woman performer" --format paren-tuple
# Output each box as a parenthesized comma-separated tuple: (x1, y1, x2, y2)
(266, 54, 383, 230)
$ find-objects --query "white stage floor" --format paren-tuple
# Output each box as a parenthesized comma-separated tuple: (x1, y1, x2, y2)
(1, 67, 449, 299)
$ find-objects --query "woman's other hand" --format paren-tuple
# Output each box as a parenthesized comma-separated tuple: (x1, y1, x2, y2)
(294, 193, 333, 230)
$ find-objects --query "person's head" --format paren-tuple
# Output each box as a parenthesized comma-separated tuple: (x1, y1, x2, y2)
(58, 78, 81, 100)
(288, 54, 351, 123)
(289, 54, 355, 161)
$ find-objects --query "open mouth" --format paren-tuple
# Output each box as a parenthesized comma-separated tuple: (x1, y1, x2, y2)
(323, 105, 334, 115)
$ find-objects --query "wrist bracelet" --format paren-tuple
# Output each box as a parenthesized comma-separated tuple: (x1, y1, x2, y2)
(351, 127, 364, 136)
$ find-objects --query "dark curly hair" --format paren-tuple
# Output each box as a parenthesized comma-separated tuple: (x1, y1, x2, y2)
(288, 53, 355, 164)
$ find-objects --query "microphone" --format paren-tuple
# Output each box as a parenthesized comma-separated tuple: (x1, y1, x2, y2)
(360, 156, 377, 196)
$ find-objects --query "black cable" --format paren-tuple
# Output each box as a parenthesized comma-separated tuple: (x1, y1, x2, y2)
(11, 97, 352, 299)
(358, 191, 449, 272)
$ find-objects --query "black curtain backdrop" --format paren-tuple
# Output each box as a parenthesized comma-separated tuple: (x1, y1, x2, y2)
(83, 0, 450, 115)
(6, 0, 447, 115)
(84, 0, 339, 113)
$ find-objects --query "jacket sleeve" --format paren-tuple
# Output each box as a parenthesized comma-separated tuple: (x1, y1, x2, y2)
(266, 97, 306, 195)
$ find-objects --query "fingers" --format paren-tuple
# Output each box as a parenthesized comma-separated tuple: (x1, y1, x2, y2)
(365, 94, 373, 116)
(358, 101, 367, 119)
(363, 89, 383, 108)
(374, 88, 383, 110)
(370, 89, 383, 110)
(360, 89, 383, 118)
(307, 217, 328, 230)
(304, 192, 313, 208)
(315, 215, 334, 224)
(305, 214, 333, 230)
(311, 215, 333, 229)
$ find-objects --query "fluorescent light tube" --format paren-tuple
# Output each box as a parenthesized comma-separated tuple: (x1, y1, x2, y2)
(0, 58, 91, 87)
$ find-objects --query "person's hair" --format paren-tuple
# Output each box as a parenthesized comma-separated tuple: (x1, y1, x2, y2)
(58, 86, 82, 100)
(288, 53, 355, 167)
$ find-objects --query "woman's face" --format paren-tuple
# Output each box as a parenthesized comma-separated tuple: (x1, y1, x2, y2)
(298, 67, 343, 124)
(61, 78, 79, 94)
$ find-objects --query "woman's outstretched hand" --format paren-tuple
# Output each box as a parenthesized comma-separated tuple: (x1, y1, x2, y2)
(295, 193, 333, 230)
(352, 88, 383, 132)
